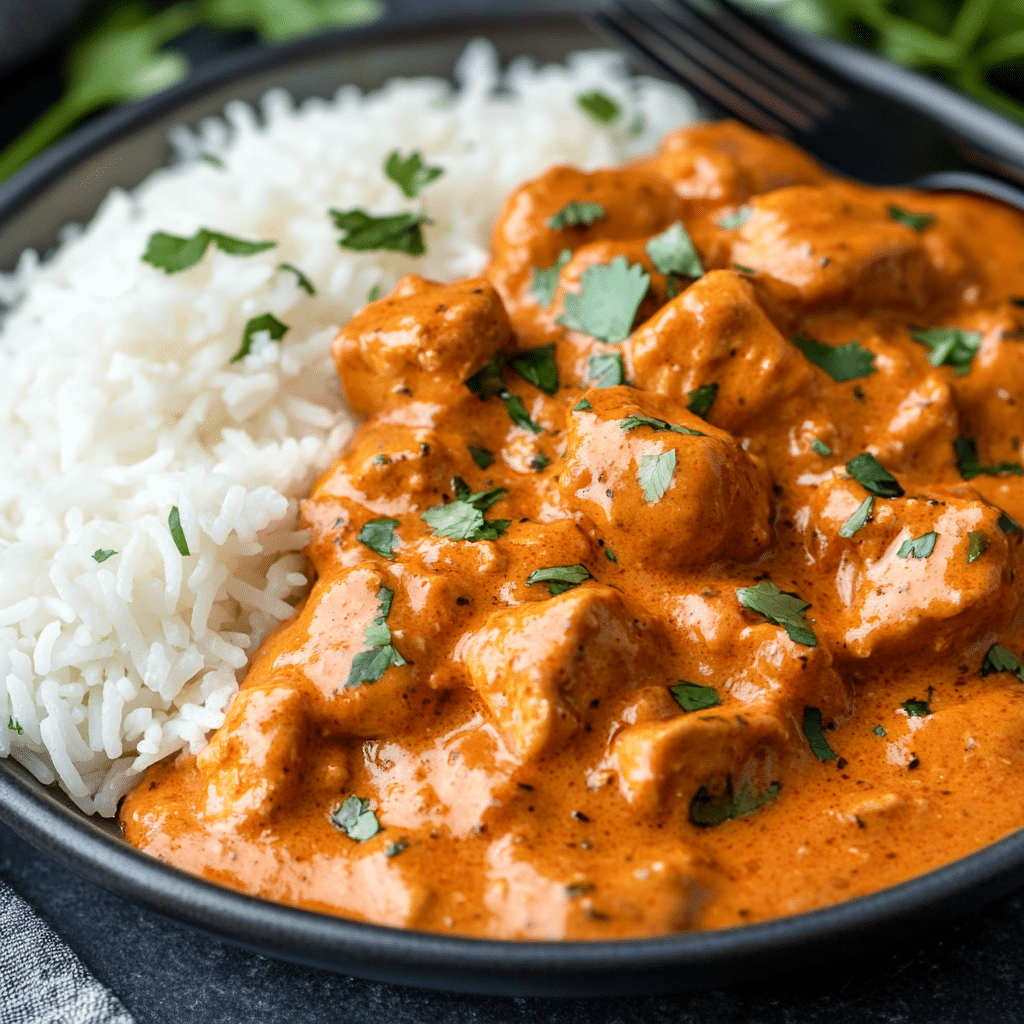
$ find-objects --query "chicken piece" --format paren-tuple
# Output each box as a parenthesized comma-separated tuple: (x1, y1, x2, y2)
(558, 385, 773, 571)
(333, 275, 511, 417)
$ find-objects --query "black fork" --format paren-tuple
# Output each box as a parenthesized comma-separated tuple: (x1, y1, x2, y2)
(592, 0, 1024, 200)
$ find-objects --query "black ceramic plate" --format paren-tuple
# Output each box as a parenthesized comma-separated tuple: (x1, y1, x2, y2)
(2, 4, 1024, 999)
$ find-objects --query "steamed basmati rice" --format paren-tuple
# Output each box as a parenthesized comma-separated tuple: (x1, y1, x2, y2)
(0, 41, 697, 816)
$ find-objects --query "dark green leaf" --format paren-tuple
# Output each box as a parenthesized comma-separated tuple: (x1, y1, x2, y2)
(587, 353, 625, 388)
(142, 228, 276, 274)
(168, 506, 189, 556)
(345, 586, 406, 687)
(421, 484, 508, 543)
(733, 264, 756, 274)
(839, 496, 874, 538)
(572, 398, 592, 412)
(802, 706, 837, 761)
(530, 249, 572, 308)
(793, 334, 876, 383)
(620, 413, 705, 437)
(385, 838, 409, 858)
(231, 312, 289, 362)
(638, 449, 676, 502)
(358, 517, 399, 559)
(897, 531, 937, 559)
(331, 795, 381, 842)
(277, 262, 316, 294)
(873, 725, 886, 737)
(330, 208, 430, 255)
(968, 530, 988, 562)
(384, 150, 443, 198)
(502, 392, 543, 434)
(954, 434, 1023, 479)
(736, 581, 817, 647)
(645, 221, 704, 279)
(557, 257, 650, 344)
(901, 698, 932, 717)
(687, 383, 718, 419)
(811, 438, 833, 456)
(689, 779, 780, 827)
(670, 682, 720, 712)
(604, 547, 617, 562)
(547, 201, 607, 231)
(998, 510, 1023, 534)
(887, 204, 935, 232)
(717, 207, 751, 230)
(845, 453, 905, 497)
(525, 563, 594, 596)
(92, 548, 117, 563)
(468, 445, 493, 469)
(577, 91, 621, 124)
(197, 0, 381, 41)
(982, 643, 1023, 677)
(464, 354, 505, 401)
(910, 327, 981, 376)
(530, 452, 551, 472)
(511, 344, 559, 395)
(367, 284, 382, 302)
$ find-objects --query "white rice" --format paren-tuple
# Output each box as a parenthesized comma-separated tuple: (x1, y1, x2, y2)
(0, 41, 697, 816)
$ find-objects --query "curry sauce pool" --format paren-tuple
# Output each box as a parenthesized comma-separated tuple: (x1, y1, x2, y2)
(122, 120, 1024, 940)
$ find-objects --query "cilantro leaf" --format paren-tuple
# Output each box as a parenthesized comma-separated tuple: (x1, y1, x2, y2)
(811, 438, 833, 457)
(421, 483, 509, 542)
(330, 208, 430, 255)
(345, 586, 406, 687)
(464, 354, 505, 401)
(385, 150, 443, 198)
(690, 779, 780, 827)
(604, 547, 617, 562)
(954, 435, 1023, 479)
(511, 344, 559, 395)
(572, 398, 592, 412)
(968, 530, 989, 563)
(839, 496, 874, 538)
(845, 453, 904, 497)
(168, 506, 189, 556)
(587, 353, 625, 388)
(687, 383, 718, 419)
(873, 725, 887, 737)
(277, 262, 315, 295)
(358, 517, 399, 559)
(888, 204, 934, 232)
(200, 154, 225, 169)
(331, 795, 381, 842)
(557, 257, 650, 344)
(717, 207, 752, 230)
(793, 335, 876, 383)
(367, 284, 382, 302)
(142, 228, 276, 274)
(502, 393, 543, 434)
(670, 682, 720, 712)
(196, 0, 381, 42)
(577, 91, 621, 124)
(231, 312, 288, 363)
(530, 249, 572, 308)
(910, 327, 981, 376)
(802, 706, 837, 761)
(468, 445, 493, 469)
(620, 414, 704, 437)
(525, 563, 594, 596)
(737, 581, 817, 646)
(547, 201, 607, 231)
(999, 510, 1023, 534)
(901, 698, 932, 717)
(7, 716, 23, 735)
(385, 838, 409, 858)
(638, 449, 676, 502)
(982, 643, 1023, 677)
(645, 221, 704, 279)
(92, 549, 117, 563)
(530, 452, 551, 472)
(733, 264, 756, 274)
(897, 532, 937, 559)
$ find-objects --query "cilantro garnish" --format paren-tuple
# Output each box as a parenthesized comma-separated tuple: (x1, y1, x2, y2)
(802, 706, 837, 761)
(793, 334, 876, 383)
(982, 643, 1024, 678)
(277, 262, 315, 295)
(558, 257, 650, 344)
(690, 779, 780, 827)
(670, 682, 720, 712)
(468, 445, 493, 469)
(573, 398, 592, 412)
(733, 264, 756, 274)
(736, 581, 817, 647)
(330, 208, 430, 255)
(231, 312, 289, 363)
(92, 549, 117, 563)
(346, 586, 406, 687)
(530, 249, 572, 308)
(845, 453, 905, 497)
(530, 452, 551, 472)
(547, 201, 607, 231)
(384, 150, 443, 198)
(421, 480, 510, 542)
(511, 344, 559, 395)
(638, 449, 676, 502)
(873, 725, 887, 737)
(954, 435, 1023, 480)
(604, 547, 617, 562)
(887, 204, 934, 232)
(358, 517, 399, 559)
(7, 716, 23, 735)
(717, 207, 751, 230)
(910, 326, 981, 376)
(502, 393, 543, 434)
(385, 838, 409, 858)
(577, 91, 621, 124)
(331, 795, 381, 842)
(901, 698, 932, 717)
(645, 221, 704, 280)
(811, 438, 833, 457)
(367, 284, 382, 302)
(168, 506, 189, 556)
(968, 530, 989, 562)
(839, 496, 874, 538)
(587, 353, 625, 388)
(998, 510, 1023, 534)
(525, 563, 594, 596)
(200, 154, 225, 169)
(687, 383, 718, 419)
(465, 354, 505, 401)
(897, 531, 938, 559)
(142, 228, 276, 274)
(620, 414, 705, 437)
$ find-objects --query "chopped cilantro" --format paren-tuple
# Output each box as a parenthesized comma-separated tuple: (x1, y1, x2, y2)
(998, 510, 1023, 534)
(620, 413, 704, 437)
(717, 207, 751, 230)
(525, 563, 594, 596)
(968, 530, 989, 562)
(530, 249, 572, 308)
(897, 531, 938, 559)
(887, 204, 935, 232)
(982, 643, 1023, 677)
(367, 284, 382, 302)
(873, 725, 887, 737)
(638, 449, 676, 502)
(670, 682, 720, 712)
(577, 91, 621, 123)
(547, 201, 607, 231)
(687, 383, 718, 419)
(910, 326, 981, 376)
(7, 716, 23, 735)
(384, 150, 443, 198)
(502, 393, 543, 434)
(587, 353, 625, 388)
(802, 706, 837, 761)
(346, 586, 406, 687)
(331, 795, 381, 842)
(572, 398, 592, 412)
(645, 221, 704, 280)
(511, 344, 559, 395)
(558, 257, 650, 344)
(231, 312, 289, 363)
(901, 698, 932, 717)
(168, 506, 189, 556)
(690, 779, 780, 827)
(736, 581, 817, 647)
(199, 154, 225, 169)
(811, 438, 833, 457)
(604, 547, 617, 562)
(358, 517, 399, 559)
(954, 435, 1023, 479)
(839, 496, 874, 538)
(845, 453, 905, 498)
(421, 481, 510, 543)
(530, 452, 551, 472)
(330, 208, 430, 256)
(142, 228, 276, 274)
(92, 549, 117, 563)
(385, 838, 409, 858)
(733, 264, 756, 274)
(468, 445, 493, 469)
(793, 334, 876, 383)
(464, 354, 505, 401)
(277, 262, 315, 295)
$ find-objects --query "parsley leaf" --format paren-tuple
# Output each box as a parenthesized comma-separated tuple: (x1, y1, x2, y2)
(645, 221, 704, 280)
(587, 353, 625, 388)
(982, 643, 1023, 678)
(346, 585, 406, 687)
(620, 414, 705, 437)
(687, 383, 718, 419)
(897, 531, 938, 559)
(954, 435, 1023, 480)
(901, 698, 932, 717)
(7, 716, 23, 735)
(330, 208, 430, 255)
(811, 438, 833, 457)
(802, 706, 837, 761)
(547, 201, 607, 231)
(839, 496, 874, 538)
(638, 449, 676, 502)
(558, 257, 650, 344)
(502, 393, 543, 434)
(573, 398, 592, 412)
(384, 150, 443, 198)
(737, 581, 817, 647)
(690, 779, 780, 827)
(468, 445, 493, 469)
(888, 204, 934, 232)
(670, 682, 720, 712)
(92, 549, 117, 563)
(999, 510, 1023, 534)
(845, 453, 905, 498)
(464, 354, 505, 401)
(277, 262, 315, 295)
(331, 795, 381, 842)
(231, 312, 288, 363)
(793, 335, 876, 383)
(511, 344, 559, 395)
(142, 228, 275, 274)
(168, 506, 189, 556)
(910, 327, 981, 376)
(421, 482, 510, 542)
(358, 517, 399, 559)
(525, 563, 594, 596)
(717, 207, 752, 230)
(530, 249, 572, 308)
(968, 530, 989, 562)
(577, 91, 621, 124)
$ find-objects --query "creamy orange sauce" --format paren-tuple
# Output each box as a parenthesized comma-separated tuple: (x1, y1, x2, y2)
(121, 121, 1024, 940)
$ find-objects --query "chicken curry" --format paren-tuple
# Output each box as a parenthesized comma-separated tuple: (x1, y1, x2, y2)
(121, 121, 1024, 940)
